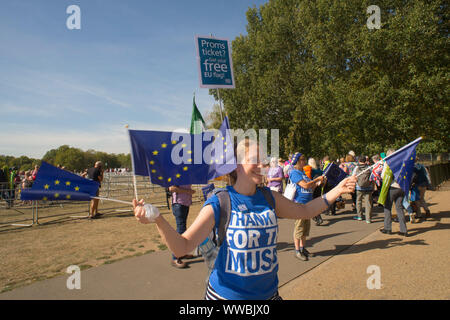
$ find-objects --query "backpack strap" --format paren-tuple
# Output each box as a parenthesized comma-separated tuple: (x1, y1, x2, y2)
(258, 186, 276, 211)
(215, 189, 231, 247)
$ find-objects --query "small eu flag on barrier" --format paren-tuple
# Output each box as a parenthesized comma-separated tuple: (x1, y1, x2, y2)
(20, 161, 100, 201)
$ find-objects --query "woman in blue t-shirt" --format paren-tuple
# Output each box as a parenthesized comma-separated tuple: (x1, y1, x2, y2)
(289, 153, 325, 261)
(133, 138, 356, 300)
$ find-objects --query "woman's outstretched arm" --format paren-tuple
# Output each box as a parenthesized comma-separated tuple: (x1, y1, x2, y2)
(133, 200, 215, 258)
(273, 176, 356, 219)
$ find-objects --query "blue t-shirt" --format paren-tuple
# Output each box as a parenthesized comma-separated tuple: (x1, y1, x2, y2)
(203, 186, 278, 300)
(289, 169, 313, 204)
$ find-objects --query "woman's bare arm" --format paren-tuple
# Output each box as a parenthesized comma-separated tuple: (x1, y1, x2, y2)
(133, 200, 214, 258)
(273, 176, 356, 219)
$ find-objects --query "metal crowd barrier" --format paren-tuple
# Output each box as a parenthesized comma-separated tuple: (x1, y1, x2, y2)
(426, 162, 450, 190)
(0, 176, 227, 231)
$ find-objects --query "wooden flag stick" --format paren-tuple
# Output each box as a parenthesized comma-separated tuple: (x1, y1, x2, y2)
(92, 197, 133, 205)
(126, 124, 139, 201)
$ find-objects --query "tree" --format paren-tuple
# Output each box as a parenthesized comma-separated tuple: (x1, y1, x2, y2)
(204, 103, 224, 129)
(210, 0, 449, 158)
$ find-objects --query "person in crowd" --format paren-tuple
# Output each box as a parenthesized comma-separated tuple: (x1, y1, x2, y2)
(6, 167, 19, 208)
(309, 158, 323, 179)
(278, 158, 285, 169)
(21, 171, 34, 190)
(168, 184, 196, 268)
(342, 154, 357, 210)
(283, 154, 293, 182)
(321, 157, 340, 216)
(0, 166, 9, 207)
(289, 153, 326, 261)
(31, 165, 39, 181)
(352, 155, 375, 223)
(371, 154, 383, 204)
(380, 149, 408, 237)
(267, 157, 284, 193)
(413, 161, 432, 218)
(309, 158, 324, 226)
(133, 138, 356, 300)
(87, 161, 103, 219)
(20, 171, 34, 205)
(278, 158, 286, 186)
(322, 155, 330, 171)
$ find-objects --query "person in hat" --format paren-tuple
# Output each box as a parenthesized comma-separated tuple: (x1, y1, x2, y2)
(289, 152, 326, 261)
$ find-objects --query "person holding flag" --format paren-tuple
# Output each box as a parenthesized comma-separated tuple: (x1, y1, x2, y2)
(378, 138, 422, 237)
(133, 138, 356, 300)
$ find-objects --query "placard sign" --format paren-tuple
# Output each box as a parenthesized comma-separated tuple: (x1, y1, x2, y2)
(195, 35, 235, 89)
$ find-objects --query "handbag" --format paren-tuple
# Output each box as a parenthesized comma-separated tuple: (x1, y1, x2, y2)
(283, 182, 297, 200)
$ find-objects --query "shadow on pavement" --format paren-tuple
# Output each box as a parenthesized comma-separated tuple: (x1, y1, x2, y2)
(277, 231, 353, 253)
(314, 237, 430, 257)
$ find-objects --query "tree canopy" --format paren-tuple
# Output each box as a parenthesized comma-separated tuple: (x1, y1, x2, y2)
(211, 0, 449, 159)
(0, 146, 131, 172)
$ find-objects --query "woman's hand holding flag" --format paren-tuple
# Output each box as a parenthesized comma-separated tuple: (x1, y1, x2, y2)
(133, 199, 161, 224)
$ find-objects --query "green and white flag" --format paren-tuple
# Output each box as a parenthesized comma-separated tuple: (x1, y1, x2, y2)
(190, 96, 206, 134)
(378, 164, 393, 206)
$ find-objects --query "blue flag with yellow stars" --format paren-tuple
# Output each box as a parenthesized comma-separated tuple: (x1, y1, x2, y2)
(20, 161, 100, 201)
(129, 116, 236, 187)
(323, 162, 348, 187)
(384, 137, 422, 195)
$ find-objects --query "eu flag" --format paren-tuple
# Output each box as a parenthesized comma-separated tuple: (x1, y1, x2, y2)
(21, 161, 99, 201)
(129, 116, 236, 187)
(323, 163, 348, 187)
(384, 137, 421, 195)
(207, 116, 236, 180)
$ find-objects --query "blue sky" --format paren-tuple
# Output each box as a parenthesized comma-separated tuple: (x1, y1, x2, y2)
(0, 0, 267, 158)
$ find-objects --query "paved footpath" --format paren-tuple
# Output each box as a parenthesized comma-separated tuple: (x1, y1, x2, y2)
(280, 182, 450, 300)
(1, 183, 449, 300)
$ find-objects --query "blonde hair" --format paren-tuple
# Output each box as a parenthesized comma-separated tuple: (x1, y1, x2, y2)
(386, 149, 395, 156)
(308, 158, 317, 169)
(270, 157, 278, 168)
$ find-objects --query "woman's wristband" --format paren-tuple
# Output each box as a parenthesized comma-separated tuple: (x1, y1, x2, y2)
(322, 194, 330, 207)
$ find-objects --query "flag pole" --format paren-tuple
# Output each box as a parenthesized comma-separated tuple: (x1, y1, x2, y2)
(126, 124, 139, 201)
(383, 137, 422, 162)
(216, 88, 225, 123)
(209, 33, 225, 123)
(92, 197, 133, 205)
(355, 160, 382, 177)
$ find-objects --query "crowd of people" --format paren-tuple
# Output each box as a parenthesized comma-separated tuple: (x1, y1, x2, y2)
(267, 149, 433, 242)
(0, 165, 39, 208)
